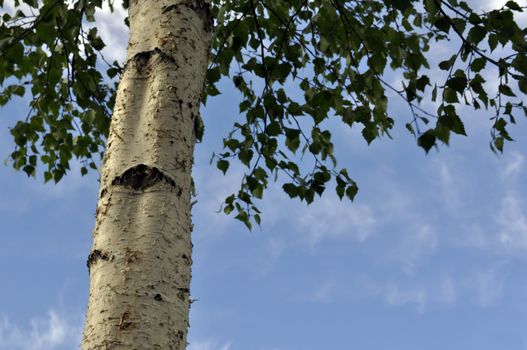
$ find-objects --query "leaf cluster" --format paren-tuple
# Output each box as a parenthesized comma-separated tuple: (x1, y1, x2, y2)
(205, 0, 527, 228)
(1, 0, 526, 229)
(0, 0, 121, 181)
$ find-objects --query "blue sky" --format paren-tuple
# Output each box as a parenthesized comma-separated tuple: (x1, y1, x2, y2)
(1, 1, 527, 349)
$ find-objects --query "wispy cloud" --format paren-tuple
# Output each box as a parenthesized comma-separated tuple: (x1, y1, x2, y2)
(297, 197, 376, 248)
(383, 284, 428, 313)
(305, 281, 335, 304)
(472, 266, 505, 307)
(251, 237, 287, 277)
(365, 274, 460, 313)
(399, 224, 438, 273)
(363, 265, 504, 313)
(503, 151, 524, 177)
(496, 194, 527, 250)
(438, 275, 457, 305)
(188, 339, 232, 350)
(434, 159, 464, 213)
(0, 311, 82, 350)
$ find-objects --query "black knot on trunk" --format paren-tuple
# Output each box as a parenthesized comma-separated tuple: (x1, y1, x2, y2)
(112, 164, 179, 192)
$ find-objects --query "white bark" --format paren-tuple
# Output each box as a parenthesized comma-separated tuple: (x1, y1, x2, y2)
(82, 1, 212, 349)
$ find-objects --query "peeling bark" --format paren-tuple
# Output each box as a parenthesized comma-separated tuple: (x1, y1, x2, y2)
(82, 1, 213, 349)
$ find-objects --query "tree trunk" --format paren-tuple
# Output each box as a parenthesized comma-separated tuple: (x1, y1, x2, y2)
(82, 1, 212, 349)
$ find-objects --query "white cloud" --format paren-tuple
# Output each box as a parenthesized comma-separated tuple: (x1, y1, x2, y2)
(188, 340, 232, 350)
(496, 194, 527, 250)
(406, 224, 437, 265)
(0, 311, 82, 350)
(504, 151, 524, 177)
(93, 3, 128, 64)
(362, 266, 503, 313)
(435, 160, 463, 213)
(298, 197, 376, 248)
(457, 223, 492, 250)
(451, 180, 527, 255)
(388, 222, 438, 274)
(363, 273, 460, 313)
(0, 0, 35, 16)
(472, 267, 505, 307)
(438, 275, 457, 305)
(253, 237, 286, 276)
(0, 1, 128, 64)
(192, 165, 378, 246)
(305, 281, 335, 304)
(383, 284, 427, 313)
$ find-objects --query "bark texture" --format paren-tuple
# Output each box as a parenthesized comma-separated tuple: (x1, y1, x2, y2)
(82, 1, 212, 349)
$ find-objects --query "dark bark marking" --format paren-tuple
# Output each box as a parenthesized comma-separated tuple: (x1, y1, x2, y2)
(124, 48, 178, 71)
(161, 0, 213, 32)
(176, 288, 190, 301)
(111, 164, 182, 195)
(154, 293, 163, 301)
(118, 310, 134, 330)
(181, 254, 192, 266)
(87, 249, 111, 270)
(178, 99, 184, 116)
(124, 247, 141, 264)
(193, 113, 203, 142)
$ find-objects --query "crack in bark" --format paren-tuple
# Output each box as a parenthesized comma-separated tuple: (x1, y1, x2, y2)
(111, 164, 182, 194)
(87, 249, 111, 270)
(161, 0, 213, 32)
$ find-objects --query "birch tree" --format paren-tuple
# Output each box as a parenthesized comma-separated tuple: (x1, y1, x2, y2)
(1, 0, 526, 349)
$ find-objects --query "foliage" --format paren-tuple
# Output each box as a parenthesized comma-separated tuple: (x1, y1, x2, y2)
(205, 0, 527, 228)
(0, 0, 119, 181)
(1, 0, 526, 228)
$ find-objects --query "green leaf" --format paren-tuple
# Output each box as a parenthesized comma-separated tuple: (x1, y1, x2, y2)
(265, 121, 281, 136)
(345, 183, 358, 201)
(499, 84, 515, 97)
(493, 136, 504, 153)
(418, 130, 436, 153)
(467, 26, 487, 45)
(446, 74, 467, 93)
(518, 80, 527, 94)
(235, 210, 252, 230)
(505, 1, 522, 11)
(434, 17, 450, 32)
(284, 128, 301, 153)
(282, 183, 298, 198)
(3, 0, 527, 228)
(438, 55, 457, 71)
(217, 159, 230, 174)
(470, 57, 486, 72)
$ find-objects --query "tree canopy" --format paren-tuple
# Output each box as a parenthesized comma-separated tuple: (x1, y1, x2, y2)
(1, 0, 526, 227)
